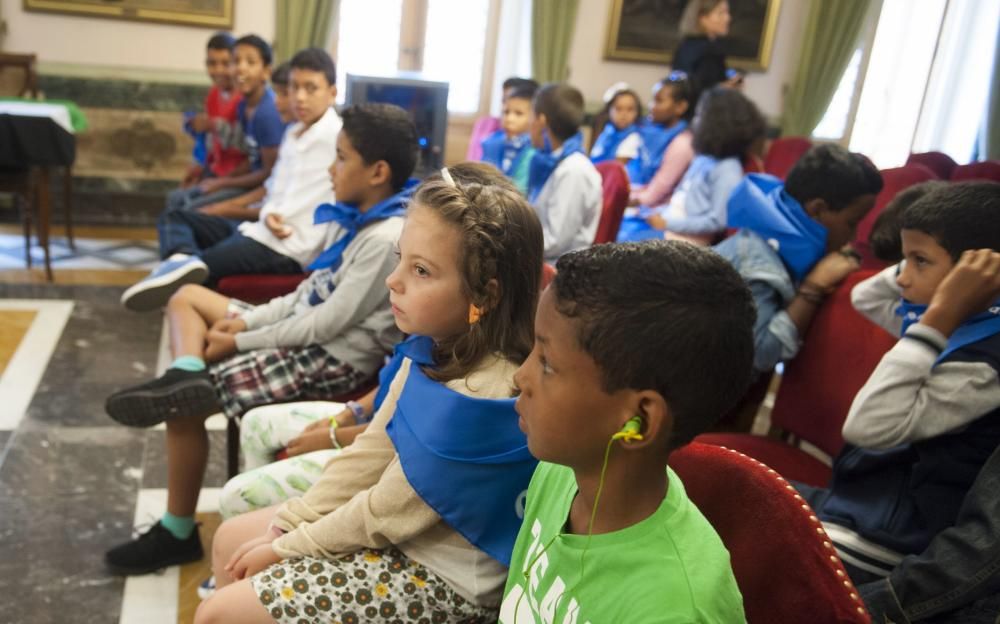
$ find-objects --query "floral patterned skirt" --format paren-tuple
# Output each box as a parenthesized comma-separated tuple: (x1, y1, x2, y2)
(251, 547, 497, 624)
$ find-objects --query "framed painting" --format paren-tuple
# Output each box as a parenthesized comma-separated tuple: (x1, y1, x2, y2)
(23, 0, 234, 28)
(604, 0, 782, 72)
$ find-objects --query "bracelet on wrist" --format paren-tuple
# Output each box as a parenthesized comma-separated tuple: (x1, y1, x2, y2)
(328, 418, 342, 450)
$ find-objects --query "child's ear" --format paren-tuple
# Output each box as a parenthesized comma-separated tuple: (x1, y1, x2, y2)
(676, 100, 689, 118)
(369, 160, 392, 187)
(802, 198, 829, 220)
(621, 391, 671, 450)
(329, 84, 338, 100)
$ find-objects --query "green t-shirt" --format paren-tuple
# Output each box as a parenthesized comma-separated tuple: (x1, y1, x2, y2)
(500, 462, 746, 624)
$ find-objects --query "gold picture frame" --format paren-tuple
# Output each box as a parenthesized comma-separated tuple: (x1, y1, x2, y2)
(24, 0, 234, 29)
(604, 0, 782, 72)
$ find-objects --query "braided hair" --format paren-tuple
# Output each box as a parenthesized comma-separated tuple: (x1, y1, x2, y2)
(411, 162, 544, 383)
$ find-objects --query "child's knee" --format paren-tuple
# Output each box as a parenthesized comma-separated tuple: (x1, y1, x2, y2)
(210, 518, 240, 568)
(168, 283, 207, 309)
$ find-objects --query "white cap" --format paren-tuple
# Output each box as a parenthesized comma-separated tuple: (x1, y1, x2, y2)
(603, 81, 632, 104)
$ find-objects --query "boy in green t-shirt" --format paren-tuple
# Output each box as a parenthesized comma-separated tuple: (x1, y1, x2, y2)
(502, 241, 753, 623)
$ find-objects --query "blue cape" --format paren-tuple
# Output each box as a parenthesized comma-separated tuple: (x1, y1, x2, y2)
(481, 131, 533, 178)
(384, 336, 537, 566)
(728, 174, 828, 283)
(527, 131, 584, 202)
(897, 299, 1000, 363)
(626, 120, 688, 185)
(589, 123, 639, 164)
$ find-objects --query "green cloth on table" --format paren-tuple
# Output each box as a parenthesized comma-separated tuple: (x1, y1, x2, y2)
(0, 97, 89, 132)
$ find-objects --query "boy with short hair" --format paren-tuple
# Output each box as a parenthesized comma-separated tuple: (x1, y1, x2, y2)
(527, 83, 602, 263)
(800, 182, 1000, 585)
(480, 82, 538, 194)
(122, 47, 340, 312)
(104, 102, 419, 575)
(714, 143, 884, 376)
(502, 241, 751, 623)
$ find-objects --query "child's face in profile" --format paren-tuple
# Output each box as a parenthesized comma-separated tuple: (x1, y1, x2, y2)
(813, 193, 876, 252)
(650, 85, 685, 125)
(529, 109, 547, 149)
(897, 229, 955, 304)
(233, 44, 269, 97)
(289, 68, 336, 127)
(502, 97, 532, 137)
(514, 288, 630, 466)
(386, 204, 470, 341)
(273, 84, 294, 124)
(328, 132, 371, 205)
(609, 93, 639, 130)
(205, 48, 233, 91)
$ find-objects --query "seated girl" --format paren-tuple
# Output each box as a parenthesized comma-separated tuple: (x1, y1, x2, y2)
(589, 82, 642, 165)
(628, 71, 696, 204)
(194, 162, 544, 624)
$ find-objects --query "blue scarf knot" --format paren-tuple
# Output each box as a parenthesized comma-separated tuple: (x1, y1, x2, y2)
(896, 298, 1000, 363)
(527, 131, 584, 202)
(727, 174, 828, 283)
(589, 123, 639, 164)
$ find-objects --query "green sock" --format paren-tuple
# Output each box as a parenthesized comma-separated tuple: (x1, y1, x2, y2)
(170, 355, 206, 372)
(161, 512, 195, 540)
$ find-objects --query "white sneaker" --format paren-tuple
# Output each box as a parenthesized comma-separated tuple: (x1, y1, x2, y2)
(120, 254, 209, 312)
(197, 575, 216, 600)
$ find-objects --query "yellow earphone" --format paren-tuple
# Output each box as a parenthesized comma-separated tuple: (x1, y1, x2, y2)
(612, 415, 644, 442)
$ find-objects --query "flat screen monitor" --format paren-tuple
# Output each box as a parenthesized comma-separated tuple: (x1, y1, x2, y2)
(344, 73, 449, 177)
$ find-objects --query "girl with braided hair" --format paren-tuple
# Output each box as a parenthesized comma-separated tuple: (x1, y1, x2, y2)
(196, 162, 545, 624)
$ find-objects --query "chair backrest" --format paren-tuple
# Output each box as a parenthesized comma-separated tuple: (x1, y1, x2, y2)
(950, 161, 1000, 183)
(541, 263, 557, 289)
(763, 136, 813, 180)
(593, 160, 630, 244)
(669, 443, 870, 624)
(906, 151, 957, 180)
(0, 53, 40, 99)
(216, 273, 309, 304)
(770, 270, 897, 458)
(855, 164, 939, 245)
(465, 115, 501, 162)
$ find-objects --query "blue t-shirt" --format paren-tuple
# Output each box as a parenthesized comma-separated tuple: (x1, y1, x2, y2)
(237, 86, 285, 171)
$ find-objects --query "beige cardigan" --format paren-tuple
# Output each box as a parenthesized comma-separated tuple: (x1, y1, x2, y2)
(272, 355, 518, 606)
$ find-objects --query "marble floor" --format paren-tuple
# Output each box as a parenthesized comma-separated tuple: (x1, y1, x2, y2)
(0, 231, 230, 623)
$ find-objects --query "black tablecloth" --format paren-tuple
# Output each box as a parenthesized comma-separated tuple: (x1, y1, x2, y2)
(0, 114, 75, 169)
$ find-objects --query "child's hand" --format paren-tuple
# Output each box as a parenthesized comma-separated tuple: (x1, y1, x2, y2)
(204, 330, 238, 363)
(922, 249, 1000, 337)
(189, 113, 213, 134)
(198, 201, 229, 217)
(265, 213, 293, 239)
(287, 421, 336, 457)
(227, 542, 281, 581)
(646, 214, 667, 231)
(211, 318, 247, 335)
(805, 247, 861, 290)
(198, 177, 225, 195)
(181, 164, 203, 188)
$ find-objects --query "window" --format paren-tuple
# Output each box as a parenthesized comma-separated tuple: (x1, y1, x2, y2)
(812, 48, 863, 141)
(334, 0, 494, 114)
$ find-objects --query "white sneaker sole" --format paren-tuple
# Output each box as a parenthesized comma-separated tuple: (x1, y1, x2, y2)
(121, 262, 209, 312)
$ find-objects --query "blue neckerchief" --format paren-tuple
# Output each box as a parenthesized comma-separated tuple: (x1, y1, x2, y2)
(481, 131, 532, 178)
(626, 120, 688, 184)
(589, 123, 639, 164)
(305, 180, 416, 306)
(371, 335, 435, 414)
(527, 131, 584, 202)
(896, 299, 1000, 363)
(384, 341, 537, 565)
(728, 174, 828, 282)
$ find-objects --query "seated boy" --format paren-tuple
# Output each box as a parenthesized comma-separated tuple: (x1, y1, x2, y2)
(713, 144, 883, 377)
(167, 34, 283, 214)
(501, 241, 752, 622)
(467, 76, 538, 161)
(527, 83, 602, 263)
(480, 81, 538, 194)
(103, 102, 418, 574)
(798, 182, 1000, 585)
(121, 47, 340, 312)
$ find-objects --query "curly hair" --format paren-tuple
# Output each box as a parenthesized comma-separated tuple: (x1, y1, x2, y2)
(411, 162, 544, 383)
(902, 181, 1000, 261)
(692, 86, 766, 159)
(869, 181, 946, 263)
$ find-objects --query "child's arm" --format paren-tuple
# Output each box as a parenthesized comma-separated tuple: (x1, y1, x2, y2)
(541, 168, 600, 259)
(747, 279, 801, 375)
(200, 146, 278, 194)
(844, 250, 1000, 448)
(198, 185, 268, 221)
(850, 264, 904, 334)
(664, 158, 742, 235)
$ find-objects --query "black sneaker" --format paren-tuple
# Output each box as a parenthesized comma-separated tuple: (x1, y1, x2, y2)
(105, 521, 203, 576)
(105, 368, 219, 428)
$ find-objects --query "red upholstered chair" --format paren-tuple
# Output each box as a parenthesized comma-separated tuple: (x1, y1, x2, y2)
(696, 270, 897, 487)
(669, 443, 871, 624)
(466, 115, 501, 162)
(541, 262, 556, 289)
(215, 273, 309, 305)
(763, 136, 813, 180)
(906, 151, 957, 180)
(855, 164, 939, 248)
(950, 160, 1000, 182)
(593, 161, 630, 244)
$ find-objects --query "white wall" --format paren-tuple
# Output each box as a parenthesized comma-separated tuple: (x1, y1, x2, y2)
(565, 0, 809, 120)
(0, 0, 274, 76)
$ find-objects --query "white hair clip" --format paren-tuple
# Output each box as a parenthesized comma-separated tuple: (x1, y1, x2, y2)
(440, 167, 456, 187)
(603, 81, 631, 104)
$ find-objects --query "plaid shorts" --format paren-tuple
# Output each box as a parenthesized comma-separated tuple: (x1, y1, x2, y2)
(209, 344, 369, 419)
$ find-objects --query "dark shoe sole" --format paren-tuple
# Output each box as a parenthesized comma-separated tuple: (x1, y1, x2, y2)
(105, 547, 204, 576)
(120, 263, 209, 312)
(106, 377, 219, 428)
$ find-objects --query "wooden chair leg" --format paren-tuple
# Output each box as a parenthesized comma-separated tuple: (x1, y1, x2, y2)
(20, 194, 32, 268)
(37, 167, 53, 282)
(227, 416, 240, 480)
(63, 166, 75, 250)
